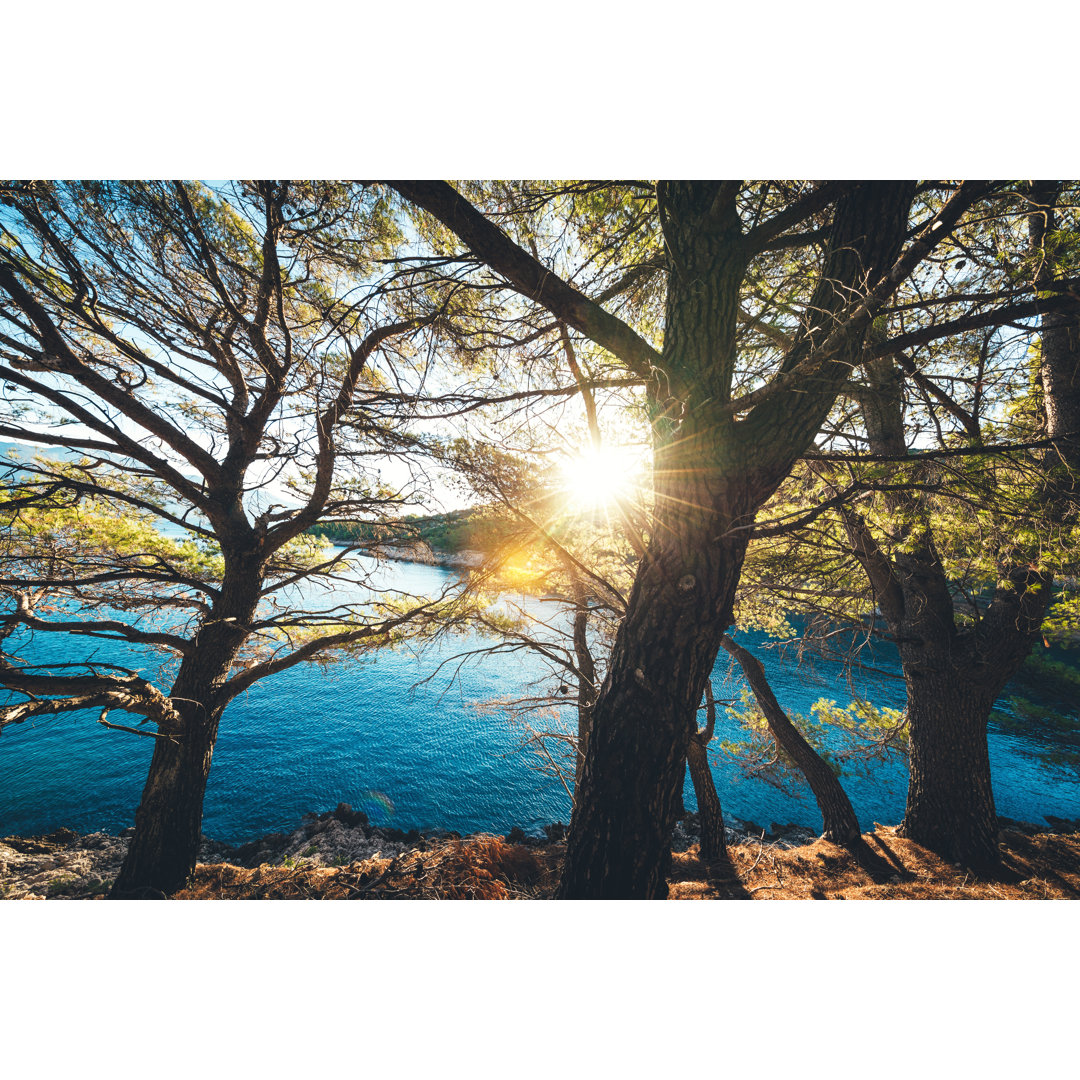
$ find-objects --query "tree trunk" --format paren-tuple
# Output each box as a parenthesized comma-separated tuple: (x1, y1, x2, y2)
(687, 736, 727, 864)
(897, 675, 999, 871)
(721, 636, 861, 845)
(1029, 181, 1080, 472)
(557, 184, 749, 899)
(848, 351, 1055, 873)
(556, 182, 914, 899)
(569, 579, 597, 798)
(111, 552, 261, 897)
(110, 705, 222, 897)
(557, 526, 750, 898)
(687, 679, 727, 864)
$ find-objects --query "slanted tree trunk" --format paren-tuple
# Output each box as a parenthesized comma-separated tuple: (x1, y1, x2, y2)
(687, 737, 725, 863)
(721, 636, 861, 845)
(687, 680, 727, 864)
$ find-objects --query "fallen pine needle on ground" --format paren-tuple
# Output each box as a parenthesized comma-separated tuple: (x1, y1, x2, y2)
(5, 823, 1077, 900)
(173, 825, 1080, 899)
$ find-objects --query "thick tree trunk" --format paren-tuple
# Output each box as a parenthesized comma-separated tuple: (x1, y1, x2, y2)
(557, 525, 750, 898)
(110, 706, 222, 897)
(556, 182, 914, 899)
(898, 676, 999, 871)
(557, 184, 749, 899)
(721, 636, 861, 845)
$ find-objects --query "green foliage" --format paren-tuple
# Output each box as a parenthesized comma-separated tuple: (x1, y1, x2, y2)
(45, 874, 83, 896)
(810, 698, 908, 755)
(717, 688, 907, 794)
(1, 470, 225, 631)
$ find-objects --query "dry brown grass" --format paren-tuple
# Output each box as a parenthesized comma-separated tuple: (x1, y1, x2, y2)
(667, 826, 1080, 900)
(171, 826, 1080, 900)
(174, 834, 560, 900)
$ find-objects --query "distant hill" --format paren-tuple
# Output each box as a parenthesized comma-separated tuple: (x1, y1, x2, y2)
(309, 507, 521, 555)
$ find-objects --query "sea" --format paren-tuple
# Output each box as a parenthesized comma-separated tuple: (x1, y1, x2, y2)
(1, 553, 1076, 842)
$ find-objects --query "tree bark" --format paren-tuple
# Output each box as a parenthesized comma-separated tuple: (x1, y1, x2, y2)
(687, 736, 726, 863)
(556, 523, 751, 898)
(556, 183, 748, 899)
(721, 636, 861, 845)
(899, 673, 999, 870)
(110, 705, 222, 897)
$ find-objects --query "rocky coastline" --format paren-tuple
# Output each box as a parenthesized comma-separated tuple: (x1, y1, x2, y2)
(1, 804, 824, 900)
(6, 806, 1076, 900)
(372, 540, 485, 571)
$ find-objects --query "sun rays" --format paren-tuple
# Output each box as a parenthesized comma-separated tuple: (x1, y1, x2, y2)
(558, 443, 641, 513)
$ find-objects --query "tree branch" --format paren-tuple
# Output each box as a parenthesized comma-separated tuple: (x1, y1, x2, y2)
(387, 181, 663, 380)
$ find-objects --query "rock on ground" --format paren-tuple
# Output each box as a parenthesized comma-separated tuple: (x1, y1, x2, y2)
(0, 829, 230, 900)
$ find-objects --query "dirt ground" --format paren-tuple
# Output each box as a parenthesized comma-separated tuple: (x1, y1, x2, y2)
(171, 824, 1080, 900)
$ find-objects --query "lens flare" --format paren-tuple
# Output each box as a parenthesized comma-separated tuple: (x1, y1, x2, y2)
(360, 790, 395, 824)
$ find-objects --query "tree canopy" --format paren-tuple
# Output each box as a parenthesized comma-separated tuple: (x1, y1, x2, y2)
(0, 181, 455, 894)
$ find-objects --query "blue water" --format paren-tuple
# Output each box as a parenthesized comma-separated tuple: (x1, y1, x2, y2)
(1, 556, 1076, 842)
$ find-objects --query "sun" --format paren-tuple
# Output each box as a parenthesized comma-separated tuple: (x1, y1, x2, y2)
(558, 444, 640, 510)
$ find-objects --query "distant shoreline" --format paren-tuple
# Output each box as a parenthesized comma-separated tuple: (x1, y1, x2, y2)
(373, 542, 485, 571)
(324, 538, 485, 572)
